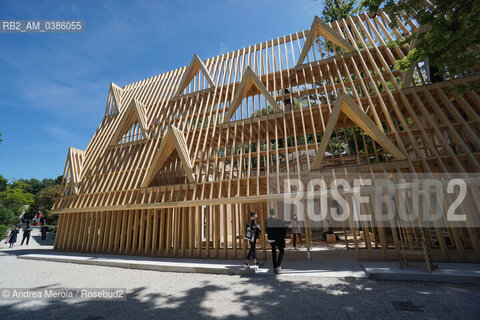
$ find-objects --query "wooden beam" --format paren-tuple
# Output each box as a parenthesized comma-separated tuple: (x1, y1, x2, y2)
(297, 16, 355, 66)
(141, 125, 195, 187)
(105, 82, 124, 116)
(225, 67, 282, 121)
(311, 94, 406, 169)
(111, 82, 124, 111)
(174, 54, 215, 97)
(110, 98, 150, 145)
(65, 147, 85, 195)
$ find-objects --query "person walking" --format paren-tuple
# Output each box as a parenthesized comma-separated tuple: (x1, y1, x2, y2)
(290, 214, 303, 249)
(20, 222, 32, 246)
(41, 222, 48, 240)
(266, 208, 288, 274)
(244, 210, 261, 268)
(7, 225, 19, 248)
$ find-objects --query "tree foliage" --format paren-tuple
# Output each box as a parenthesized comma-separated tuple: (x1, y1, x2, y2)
(362, 0, 480, 87)
(317, 1, 480, 89)
(25, 184, 61, 224)
(0, 174, 7, 192)
(0, 133, 63, 234)
(0, 174, 63, 235)
(320, 0, 360, 22)
(13, 177, 60, 196)
(0, 184, 34, 216)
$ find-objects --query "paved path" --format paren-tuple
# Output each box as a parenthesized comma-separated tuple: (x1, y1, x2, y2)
(1, 229, 479, 319)
(1, 226, 54, 249)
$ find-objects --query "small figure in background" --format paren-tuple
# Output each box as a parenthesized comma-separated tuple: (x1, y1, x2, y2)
(283, 89, 292, 112)
(290, 214, 303, 249)
(21, 222, 32, 246)
(41, 222, 48, 240)
(8, 225, 19, 248)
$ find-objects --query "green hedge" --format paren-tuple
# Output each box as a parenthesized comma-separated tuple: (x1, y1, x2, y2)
(0, 224, 8, 240)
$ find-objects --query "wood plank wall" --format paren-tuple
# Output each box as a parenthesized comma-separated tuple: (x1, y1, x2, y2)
(54, 203, 270, 260)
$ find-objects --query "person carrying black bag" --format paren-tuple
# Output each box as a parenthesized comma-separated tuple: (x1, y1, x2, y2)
(243, 210, 261, 268)
(266, 208, 288, 274)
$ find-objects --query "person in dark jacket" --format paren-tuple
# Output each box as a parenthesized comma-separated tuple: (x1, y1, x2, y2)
(266, 208, 288, 273)
(244, 210, 260, 268)
(41, 222, 48, 240)
(21, 222, 32, 245)
(8, 225, 19, 248)
(283, 89, 292, 112)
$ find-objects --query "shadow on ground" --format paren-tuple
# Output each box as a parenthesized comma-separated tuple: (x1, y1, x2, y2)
(1, 273, 479, 320)
(31, 234, 55, 246)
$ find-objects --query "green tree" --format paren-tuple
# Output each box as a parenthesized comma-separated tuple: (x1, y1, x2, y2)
(0, 184, 34, 216)
(0, 174, 7, 192)
(26, 184, 61, 224)
(320, 0, 360, 22)
(362, 0, 480, 88)
(0, 206, 18, 226)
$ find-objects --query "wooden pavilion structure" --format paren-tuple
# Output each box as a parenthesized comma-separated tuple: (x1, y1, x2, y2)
(52, 12, 480, 263)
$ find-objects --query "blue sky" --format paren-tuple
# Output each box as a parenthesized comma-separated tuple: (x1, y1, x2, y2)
(0, 0, 323, 181)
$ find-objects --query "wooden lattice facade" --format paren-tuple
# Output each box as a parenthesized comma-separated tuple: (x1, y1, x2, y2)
(52, 12, 480, 263)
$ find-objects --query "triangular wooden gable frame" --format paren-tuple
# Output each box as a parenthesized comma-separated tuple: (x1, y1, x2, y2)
(110, 98, 150, 145)
(64, 147, 85, 194)
(141, 125, 195, 187)
(297, 16, 355, 66)
(225, 66, 282, 122)
(105, 82, 124, 116)
(311, 94, 406, 170)
(174, 54, 215, 97)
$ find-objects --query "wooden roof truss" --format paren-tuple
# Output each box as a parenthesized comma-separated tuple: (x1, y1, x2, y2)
(174, 54, 215, 97)
(141, 125, 194, 187)
(225, 66, 282, 122)
(110, 98, 150, 145)
(61, 147, 85, 195)
(297, 15, 355, 66)
(105, 82, 124, 116)
(311, 94, 406, 170)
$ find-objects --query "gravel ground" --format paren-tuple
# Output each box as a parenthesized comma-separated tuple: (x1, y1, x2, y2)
(0, 230, 479, 319)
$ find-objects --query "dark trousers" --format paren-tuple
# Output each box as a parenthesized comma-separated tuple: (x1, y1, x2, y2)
(246, 238, 256, 260)
(41, 233, 46, 240)
(270, 240, 285, 269)
(21, 234, 30, 245)
(292, 233, 303, 247)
